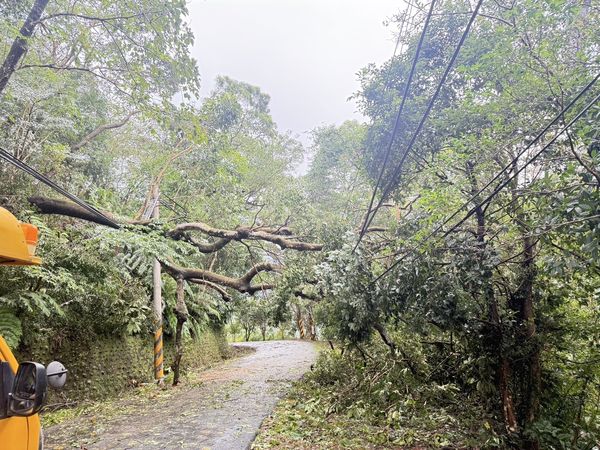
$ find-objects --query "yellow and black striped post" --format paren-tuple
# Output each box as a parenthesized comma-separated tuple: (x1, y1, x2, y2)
(153, 322, 164, 379)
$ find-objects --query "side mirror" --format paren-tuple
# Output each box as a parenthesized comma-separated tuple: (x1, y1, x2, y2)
(46, 361, 67, 389)
(8, 362, 47, 417)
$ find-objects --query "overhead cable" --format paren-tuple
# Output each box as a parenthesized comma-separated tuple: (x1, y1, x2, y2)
(428, 72, 600, 243)
(359, 0, 484, 242)
(0, 147, 121, 228)
(372, 85, 600, 284)
(355, 0, 438, 251)
(441, 89, 600, 238)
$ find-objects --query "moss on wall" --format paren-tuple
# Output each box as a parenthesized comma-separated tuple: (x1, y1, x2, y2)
(15, 326, 228, 403)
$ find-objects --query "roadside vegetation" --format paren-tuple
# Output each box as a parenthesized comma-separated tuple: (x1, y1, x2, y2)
(257, 0, 600, 448)
(254, 344, 501, 449)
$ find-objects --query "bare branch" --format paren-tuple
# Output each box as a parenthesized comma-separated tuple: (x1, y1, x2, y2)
(37, 12, 149, 24)
(169, 222, 322, 251)
(170, 233, 231, 254)
(160, 260, 283, 295)
(187, 279, 233, 302)
(71, 111, 137, 151)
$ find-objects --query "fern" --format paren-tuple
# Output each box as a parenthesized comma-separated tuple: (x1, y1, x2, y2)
(0, 308, 22, 348)
(19, 291, 64, 317)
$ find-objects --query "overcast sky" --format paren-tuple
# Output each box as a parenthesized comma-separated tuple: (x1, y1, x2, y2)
(187, 0, 403, 146)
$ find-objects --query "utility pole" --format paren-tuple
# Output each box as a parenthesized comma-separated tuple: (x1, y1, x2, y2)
(151, 184, 164, 383)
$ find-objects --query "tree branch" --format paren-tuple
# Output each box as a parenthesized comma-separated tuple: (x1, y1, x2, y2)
(373, 322, 418, 375)
(29, 196, 323, 254)
(71, 111, 136, 151)
(169, 222, 322, 251)
(170, 233, 231, 254)
(37, 12, 149, 24)
(160, 260, 282, 295)
(186, 279, 232, 302)
(0, 0, 50, 96)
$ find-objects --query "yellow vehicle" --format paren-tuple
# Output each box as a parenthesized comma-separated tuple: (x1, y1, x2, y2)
(0, 207, 67, 450)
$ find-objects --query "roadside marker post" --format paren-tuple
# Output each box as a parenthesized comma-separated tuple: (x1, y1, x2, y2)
(150, 184, 165, 383)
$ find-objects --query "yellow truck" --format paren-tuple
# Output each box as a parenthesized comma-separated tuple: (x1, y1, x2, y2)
(0, 207, 66, 450)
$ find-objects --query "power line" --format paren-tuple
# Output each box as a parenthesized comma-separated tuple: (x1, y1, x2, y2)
(381, 71, 599, 261)
(442, 90, 600, 238)
(355, 0, 437, 251)
(372, 85, 600, 284)
(382, 1, 417, 92)
(359, 0, 484, 243)
(0, 147, 121, 228)
(432, 72, 600, 237)
(159, 197, 189, 221)
(161, 193, 188, 216)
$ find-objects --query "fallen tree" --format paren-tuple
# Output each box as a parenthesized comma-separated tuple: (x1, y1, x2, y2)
(29, 195, 323, 385)
(29, 196, 322, 252)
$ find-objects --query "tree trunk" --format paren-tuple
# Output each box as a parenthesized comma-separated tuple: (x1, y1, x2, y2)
(260, 324, 267, 341)
(467, 161, 518, 433)
(295, 305, 306, 339)
(515, 234, 541, 449)
(0, 0, 50, 96)
(172, 277, 188, 386)
(507, 157, 540, 448)
(307, 305, 316, 340)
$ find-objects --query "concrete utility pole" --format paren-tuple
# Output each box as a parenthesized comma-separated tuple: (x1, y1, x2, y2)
(151, 184, 164, 383)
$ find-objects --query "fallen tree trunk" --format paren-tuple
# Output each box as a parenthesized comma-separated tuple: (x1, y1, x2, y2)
(169, 222, 323, 251)
(29, 196, 323, 252)
(29, 196, 123, 228)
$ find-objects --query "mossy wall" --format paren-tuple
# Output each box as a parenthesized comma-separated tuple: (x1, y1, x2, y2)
(16, 326, 228, 402)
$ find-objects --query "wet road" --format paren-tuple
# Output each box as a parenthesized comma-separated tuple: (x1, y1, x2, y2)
(46, 340, 317, 450)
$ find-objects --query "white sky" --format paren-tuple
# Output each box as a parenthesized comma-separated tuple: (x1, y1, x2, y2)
(187, 0, 403, 145)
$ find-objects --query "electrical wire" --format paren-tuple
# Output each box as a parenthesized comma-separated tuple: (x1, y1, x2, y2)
(442, 89, 600, 238)
(372, 86, 600, 284)
(0, 146, 121, 228)
(434, 72, 599, 241)
(355, 0, 437, 252)
(359, 0, 484, 244)
(382, 71, 599, 261)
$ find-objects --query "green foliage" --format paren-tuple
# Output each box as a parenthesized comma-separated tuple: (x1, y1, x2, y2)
(230, 294, 280, 342)
(288, 0, 600, 447)
(1, 0, 599, 447)
(254, 345, 504, 449)
(0, 308, 22, 349)
(1, 0, 199, 104)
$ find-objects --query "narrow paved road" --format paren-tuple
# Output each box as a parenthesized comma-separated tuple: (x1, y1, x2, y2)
(45, 340, 317, 450)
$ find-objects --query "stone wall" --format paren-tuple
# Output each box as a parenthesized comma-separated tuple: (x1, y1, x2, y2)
(16, 326, 228, 402)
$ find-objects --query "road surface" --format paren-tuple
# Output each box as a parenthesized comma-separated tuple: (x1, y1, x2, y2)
(45, 340, 317, 449)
